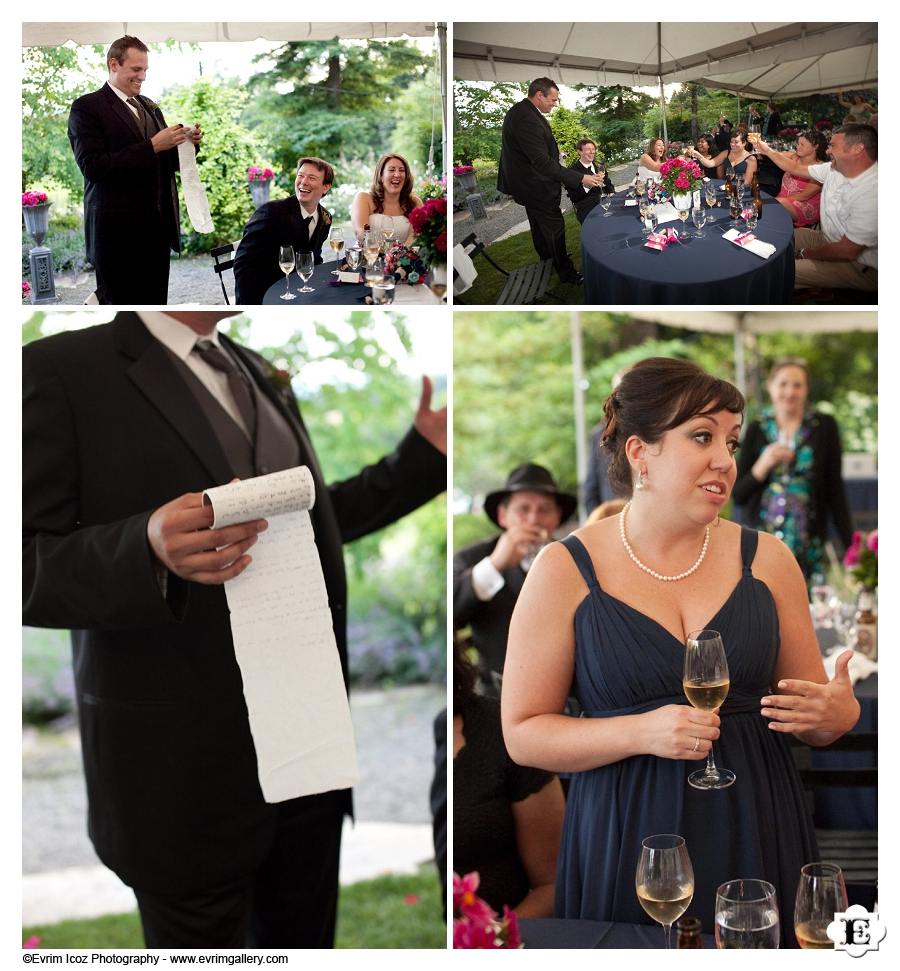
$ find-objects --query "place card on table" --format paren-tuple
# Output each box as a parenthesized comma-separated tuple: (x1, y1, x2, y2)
(337, 270, 363, 284)
(721, 227, 776, 260)
(651, 201, 680, 225)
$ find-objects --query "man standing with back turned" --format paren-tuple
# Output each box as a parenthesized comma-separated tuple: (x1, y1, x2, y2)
(498, 78, 604, 286)
(68, 36, 202, 304)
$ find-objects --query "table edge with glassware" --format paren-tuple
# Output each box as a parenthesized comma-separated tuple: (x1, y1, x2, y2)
(580, 178, 795, 305)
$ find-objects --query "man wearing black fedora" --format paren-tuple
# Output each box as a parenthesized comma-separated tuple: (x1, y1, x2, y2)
(453, 464, 577, 688)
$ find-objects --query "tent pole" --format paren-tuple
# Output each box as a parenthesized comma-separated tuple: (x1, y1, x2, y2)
(734, 314, 747, 394)
(438, 23, 447, 176)
(657, 22, 668, 142)
(571, 311, 587, 524)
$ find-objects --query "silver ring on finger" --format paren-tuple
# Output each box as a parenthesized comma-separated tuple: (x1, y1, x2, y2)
(692, 736, 701, 752)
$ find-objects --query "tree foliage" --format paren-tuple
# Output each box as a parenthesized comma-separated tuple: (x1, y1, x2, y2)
(163, 78, 267, 252)
(390, 69, 444, 175)
(452, 81, 525, 164)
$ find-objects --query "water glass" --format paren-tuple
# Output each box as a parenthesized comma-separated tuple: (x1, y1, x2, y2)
(715, 880, 780, 948)
(692, 207, 707, 238)
(371, 273, 396, 305)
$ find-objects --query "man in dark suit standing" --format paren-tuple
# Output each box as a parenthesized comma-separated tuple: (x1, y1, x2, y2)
(497, 78, 604, 285)
(23, 310, 446, 948)
(234, 157, 334, 304)
(68, 36, 201, 305)
(453, 465, 575, 689)
(566, 138, 615, 224)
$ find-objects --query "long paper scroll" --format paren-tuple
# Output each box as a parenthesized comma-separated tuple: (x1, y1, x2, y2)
(203, 467, 358, 803)
(177, 126, 214, 234)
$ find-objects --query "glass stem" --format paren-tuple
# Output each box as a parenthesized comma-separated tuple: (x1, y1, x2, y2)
(705, 746, 717, 776)
(664, 922, 673, 949)
(284, 274, 290, 296)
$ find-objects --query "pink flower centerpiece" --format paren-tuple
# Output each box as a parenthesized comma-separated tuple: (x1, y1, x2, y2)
(247, 166, 274, 182)
(657, 157, 703, 198)
(453, 872, 522, 949)
(843, 530, 878, 590)
(22, 190, 49, 206)
(408, 196, 447, 267)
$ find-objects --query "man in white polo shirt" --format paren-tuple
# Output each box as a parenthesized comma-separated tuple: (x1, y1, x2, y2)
(758, 125, 877, 291)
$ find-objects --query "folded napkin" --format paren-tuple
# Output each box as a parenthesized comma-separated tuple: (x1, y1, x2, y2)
(177, 126, 213, 233)
(453, 243, 477, 295)
(624, 199, 638, 207)
(651, 201, 680, 225)
(722, 227, 776, 259)
(823, 647, 877, 685)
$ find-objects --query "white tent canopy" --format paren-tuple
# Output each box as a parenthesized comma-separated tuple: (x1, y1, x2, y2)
(627, 310, 876, 334)
(454, 22, 877, 97)
(23, 23, 438, 45)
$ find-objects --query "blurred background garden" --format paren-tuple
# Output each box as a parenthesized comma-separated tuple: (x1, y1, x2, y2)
(22, 25, 445, 299)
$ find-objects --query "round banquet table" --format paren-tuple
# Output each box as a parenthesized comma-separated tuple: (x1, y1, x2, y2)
(262, 261, 440, 306)
(519, 918, 716, 949)
(581, 181, 795, 304)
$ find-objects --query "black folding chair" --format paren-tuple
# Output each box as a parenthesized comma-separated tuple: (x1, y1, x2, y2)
(455, 232, 559, 305)
(211, 241, 240, 305)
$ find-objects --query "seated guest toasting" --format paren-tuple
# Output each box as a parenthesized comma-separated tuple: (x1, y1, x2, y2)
(758, 125, 877, 292)
(691, 134, 724, 179)
(351, 153, 421, 246)
(637, 137, 666, 182)
(566, 139, 614, 224)
(693, 130, 757, 186)
(773, 131, 828, 228)
(233, 156, 333, 304)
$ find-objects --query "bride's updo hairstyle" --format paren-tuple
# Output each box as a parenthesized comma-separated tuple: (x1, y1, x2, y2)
(602, 357, 745, 496)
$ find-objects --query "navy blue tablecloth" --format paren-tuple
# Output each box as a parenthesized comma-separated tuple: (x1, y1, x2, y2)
(263, 261, 369, 305)
(519, 918, 715, 949)
(582, 181, 795, 304)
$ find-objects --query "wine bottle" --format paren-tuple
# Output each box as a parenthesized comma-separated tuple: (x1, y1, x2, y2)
(752, 172, 763, 221)
(676, 917, 703, 948)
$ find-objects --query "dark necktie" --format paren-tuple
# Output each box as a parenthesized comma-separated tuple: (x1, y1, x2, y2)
(126, 97, 148, 137)
(303, 214, 314, 240)
(193, 340, 257, 440)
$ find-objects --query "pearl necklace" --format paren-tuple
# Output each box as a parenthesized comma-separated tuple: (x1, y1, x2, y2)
(619, 500, 710, 582)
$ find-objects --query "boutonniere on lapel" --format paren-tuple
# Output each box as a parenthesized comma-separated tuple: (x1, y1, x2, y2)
(261, 359, 295, 404)
(321, 208, 332, 228)
(141, 96, 161, 114)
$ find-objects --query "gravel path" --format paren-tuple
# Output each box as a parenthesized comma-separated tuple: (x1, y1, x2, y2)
(23, 683, 445, 875)
(453, 159, 638, 246)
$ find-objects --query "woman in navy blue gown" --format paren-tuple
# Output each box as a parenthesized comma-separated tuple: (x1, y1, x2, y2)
(501, 358, 860, 946)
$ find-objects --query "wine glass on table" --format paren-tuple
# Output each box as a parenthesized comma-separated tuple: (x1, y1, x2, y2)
(691, 206, 707, 238)
(715, 879, 780, 948)
(295, 250, 315, 294)
(277, 245, 296, 300)
(683, 629, 735, 790)
(345, 245, 361, 274)
(675, 195, 691, 238)
(794, 863, 848, 948)
(328, 225, 345, 276)
(705, 183, 717, 209)
(364, 255, 385, 287)
(635, 835, 694, 949)
(600, 189, 613, 217)
(380, 215, 395, 247)
(371, 272, 395, 305)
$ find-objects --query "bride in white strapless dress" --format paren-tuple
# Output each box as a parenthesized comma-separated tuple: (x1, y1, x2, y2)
(351, 153, 423, 245)
(637, 136, 667, 183)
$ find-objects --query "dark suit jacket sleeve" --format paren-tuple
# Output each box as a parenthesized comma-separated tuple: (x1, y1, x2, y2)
(453, 538, 496, 630)
(565, 162, 584, 207)
(328, 427, 445, 544)
(23, 340, 187, 630)
(732, 421, 767, 506)
(233, 203, 280, 305)
(511, 110, 584, 192)
(820, 414, 853, 550)
(68, 98, 160, 184)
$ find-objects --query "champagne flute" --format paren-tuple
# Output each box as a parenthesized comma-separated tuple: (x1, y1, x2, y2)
(381, 215, 395, 246)
(715, 879, 780, 948)
(692, 207, 707, 238)
(363, 230, 381, 267)
(427, 265, 447, 301)
(794, 863, 847, 948)
(278, 245, 296, 300)
(635, 835, 694, 949)
(295, 250, 315, 293)
(328, 226, 345, 276)
(683, 629, 735, 790)
(677, 204, 690, 238)
(705, 184, 717, 209)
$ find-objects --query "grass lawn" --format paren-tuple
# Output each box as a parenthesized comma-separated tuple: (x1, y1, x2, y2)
(458, 210, 585, 305)
(23, 866, 446, 949)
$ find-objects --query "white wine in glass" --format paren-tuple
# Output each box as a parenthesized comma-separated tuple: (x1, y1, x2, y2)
(278, 245, 296, 300)
(363, 231, 381, 266)
(715, 879, 780, 948)
(635, 835, 694, 949)
(683, 629, 735, 789)
(328, 226, 345, 276)
(794, 863, 847, 949)
(295, 251, 315, 293)
(381, 215, 395, 244)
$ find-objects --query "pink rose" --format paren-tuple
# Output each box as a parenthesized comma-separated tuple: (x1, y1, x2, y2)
(453, 919, 497, 949)
(500, 906, 521, 948)
(843, 545, 860, 567)
(435, 231, 447, 252)
(675, 172, 690, 189)
(866, 530, 878, 554)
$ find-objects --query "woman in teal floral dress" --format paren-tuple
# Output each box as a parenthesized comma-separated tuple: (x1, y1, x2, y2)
(733, 359, 853, 580)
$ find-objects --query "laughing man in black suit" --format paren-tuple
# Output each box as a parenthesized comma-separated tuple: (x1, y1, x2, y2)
(497, 78, 605, 286)
(566, 139, 615, 224)
(68, 35, 202, 305)
(234, 157, 334, 305)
